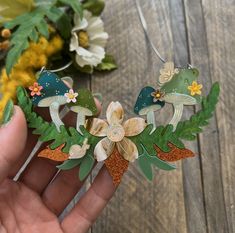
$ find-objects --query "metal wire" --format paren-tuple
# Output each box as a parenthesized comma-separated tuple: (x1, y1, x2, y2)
(135, 0, 166, 63)
(135, 0, 193, 68)
(49, 60, 73, 72)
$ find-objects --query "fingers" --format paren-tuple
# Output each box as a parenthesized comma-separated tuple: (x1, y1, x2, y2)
(61, 166, 116, 233)
(18, 97, 101, 193)
(41, 166, 88, 215)
(0, 106, 27, 184)
(8, 129, 39, 179)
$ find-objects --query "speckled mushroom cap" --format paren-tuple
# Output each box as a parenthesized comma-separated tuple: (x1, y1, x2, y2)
(160, 68, 202, 104)
(134, 86, 165, 115)
(32, 71, 70, 107)
(69, 89, 98, 116)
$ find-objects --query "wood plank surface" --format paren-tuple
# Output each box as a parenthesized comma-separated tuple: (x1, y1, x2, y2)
(89, 0, 235, 232)
(92, 0, 189, 232)
(1, 0, 233, 232)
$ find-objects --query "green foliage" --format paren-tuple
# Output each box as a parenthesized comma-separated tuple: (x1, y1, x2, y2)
(1, 99, 14, 125)
(173, 82, 220, 140)
(57, 158, 83, 170)
(4, 0, 83, 75)
(17, 86, 102, 180)
(78, 155, 95, 180)
(138, 145, 176, 181)
(129, 82, 220, 180)
(58, 0, 83, 18)
(16, 82, 219, 181)
(95, 54, 118, 71)
(82, 0, 105, 16)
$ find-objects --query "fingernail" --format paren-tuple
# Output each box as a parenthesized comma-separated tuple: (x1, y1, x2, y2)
(1, 99, 14, 126)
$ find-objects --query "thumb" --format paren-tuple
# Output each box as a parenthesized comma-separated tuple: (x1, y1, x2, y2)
(0, 105, 27, 184)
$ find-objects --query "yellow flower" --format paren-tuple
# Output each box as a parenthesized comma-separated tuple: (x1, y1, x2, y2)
(0, 33, 64, 122)
(0, 0, 34, 26)
(188, 81, 203, 96)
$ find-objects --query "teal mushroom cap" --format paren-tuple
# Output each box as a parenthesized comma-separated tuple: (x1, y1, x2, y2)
(31, 71, 70, 132)
(134, 86, 165, 115)
(32, 71, 69, 107)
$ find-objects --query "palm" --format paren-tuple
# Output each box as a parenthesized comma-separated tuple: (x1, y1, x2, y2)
(0, 107, 116, 233)
(0, 179, 63, 233)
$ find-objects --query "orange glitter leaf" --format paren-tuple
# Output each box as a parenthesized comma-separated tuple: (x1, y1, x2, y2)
(105, 147, 129, 186)
(155, 143, 195, 162)
(38, 144, 69, 162)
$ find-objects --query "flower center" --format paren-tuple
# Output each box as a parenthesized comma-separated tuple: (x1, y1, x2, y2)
(33, 87, 39, 92)
(68, 93, 75, 99)
(77, 30, 89, 49)
(106, 124, 125, 142)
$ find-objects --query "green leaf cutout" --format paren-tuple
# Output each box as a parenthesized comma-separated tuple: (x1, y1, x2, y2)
(138, 145, 176, 180)
(95, 54, 118, 71)
(57, 159, 83, 170)
(78, 155, 95, 180)
(82, 0, 105, 16)
(138, 155, 153, 181)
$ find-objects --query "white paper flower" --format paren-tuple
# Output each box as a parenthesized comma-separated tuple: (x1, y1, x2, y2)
(70, 10, 109, 67)
(89, 102, 146, 162)
(64, 89, 78, 103)
(158, 62, 179, 85)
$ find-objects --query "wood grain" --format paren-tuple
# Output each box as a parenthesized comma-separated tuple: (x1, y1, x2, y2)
(1, 0, 232, 232)
(92, 0, 189, 232)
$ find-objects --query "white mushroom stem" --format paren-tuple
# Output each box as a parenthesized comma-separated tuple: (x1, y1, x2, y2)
(169, 103, 184, 131)
(50, 102, 64, 132)
(147, 110, 156, 133)
(76, 113, 86, 133)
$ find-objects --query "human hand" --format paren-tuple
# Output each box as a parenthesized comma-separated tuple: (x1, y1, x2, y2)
(0, 104, 116, 233)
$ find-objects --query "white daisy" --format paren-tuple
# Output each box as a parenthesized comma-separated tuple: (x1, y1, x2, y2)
(70, 10, 109, 67)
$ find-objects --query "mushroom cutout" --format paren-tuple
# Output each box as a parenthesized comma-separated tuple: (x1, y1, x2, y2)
(160, 68, 202, 130)
(134, 86, 165, 133)
(31, 71, 70, 131)
(69, 89, 98, 132)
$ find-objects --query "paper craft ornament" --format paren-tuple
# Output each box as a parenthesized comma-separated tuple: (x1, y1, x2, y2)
(69, 89, 98, 132)
(160, 66, 202, 130)
(38, 144, 69, 161)
(31, 71, 70, 131)
(16, 64, 219, 185)
(134, 86, 165, 132)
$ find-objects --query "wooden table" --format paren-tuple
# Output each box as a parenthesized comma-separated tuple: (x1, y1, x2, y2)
(67, 0, 235, 232)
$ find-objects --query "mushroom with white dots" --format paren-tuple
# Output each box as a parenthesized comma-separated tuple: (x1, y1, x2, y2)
(31, 71, 70, 131)
(134, 86, 165, 133)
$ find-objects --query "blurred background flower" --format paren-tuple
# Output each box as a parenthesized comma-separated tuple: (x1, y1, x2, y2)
(70, 10, 109, 68)
(0, 0, 34, 26)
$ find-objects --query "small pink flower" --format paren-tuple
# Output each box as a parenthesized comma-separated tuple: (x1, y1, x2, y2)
(64, 89, 78, 103)
(29, 82, 43, 96)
